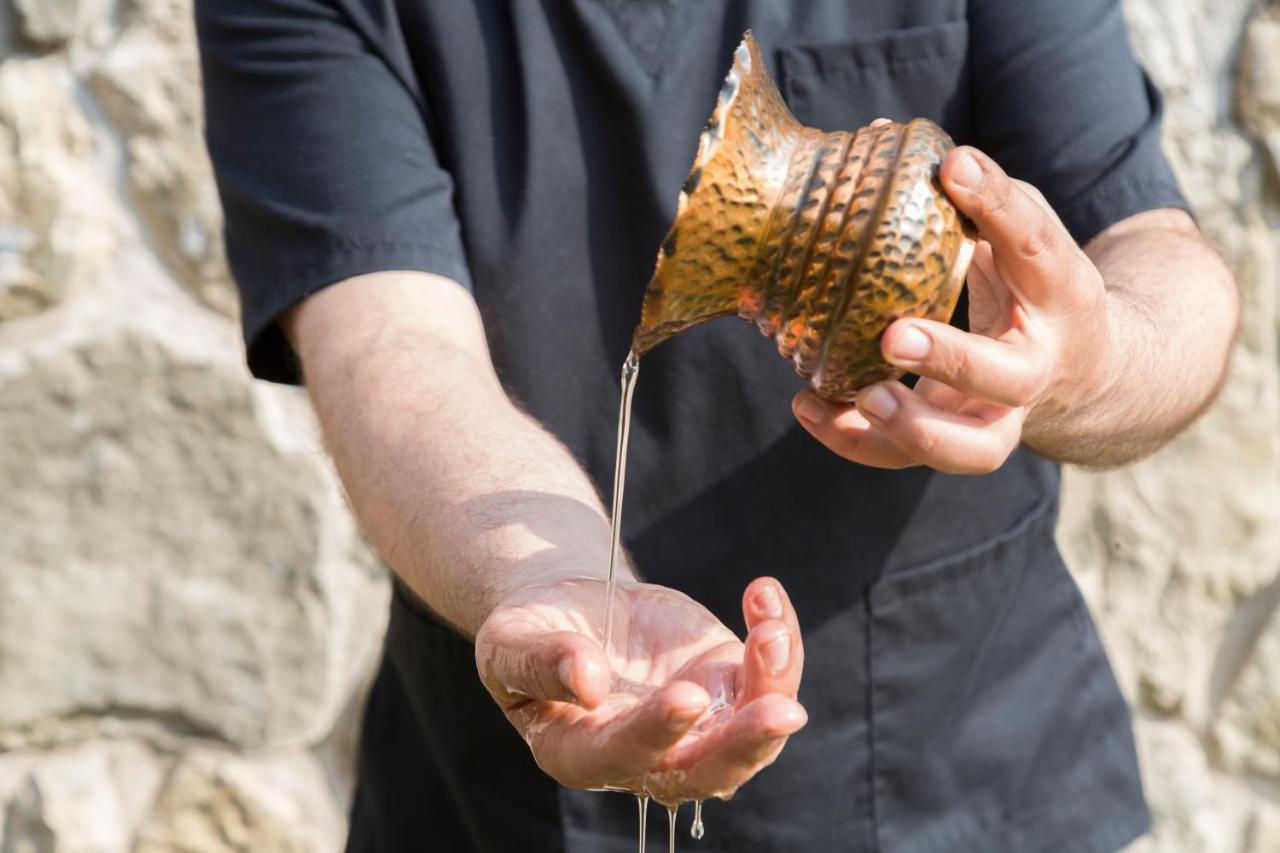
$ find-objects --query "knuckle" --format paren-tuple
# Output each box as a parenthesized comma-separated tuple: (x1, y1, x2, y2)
(1015, 363, 1048, 406)
(1018, 218, 1058, 264)
(1009, 379, 1038, 408)
(989, 443, 1015, 472)
(900, 419, 939, 458)
(960, 445, 1006, 476)
(937, 338, 976, 386)
(834, 428, 872, 461)
(1015, 179, 1050, 208)
(969, 459, 1000, 476)
(987, 434, 1019, 471)
(1012, 348, 1053, 405)
(982, 176, 1015, 222)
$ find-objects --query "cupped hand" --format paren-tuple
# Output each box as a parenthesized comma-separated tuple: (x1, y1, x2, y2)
(792, 145, 1110, 474)
(474, 576, 806, 804)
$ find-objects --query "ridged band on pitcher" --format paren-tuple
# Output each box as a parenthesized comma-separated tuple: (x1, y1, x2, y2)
(632, 32, 975, 402)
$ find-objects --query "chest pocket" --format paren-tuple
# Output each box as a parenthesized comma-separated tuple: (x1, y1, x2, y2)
(777, 20, 971, 144)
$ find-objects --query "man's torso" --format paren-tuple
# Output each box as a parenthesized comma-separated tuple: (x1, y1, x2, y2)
(328, 2, 1146, 850)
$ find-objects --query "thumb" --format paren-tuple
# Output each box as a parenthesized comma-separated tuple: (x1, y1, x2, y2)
(475, 626, 610, 710)
(940, 146, 1080, 309)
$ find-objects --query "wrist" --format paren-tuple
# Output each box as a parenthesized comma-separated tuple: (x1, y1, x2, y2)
(1024, 288, 1117, 446)
(482, 516, 639, 615)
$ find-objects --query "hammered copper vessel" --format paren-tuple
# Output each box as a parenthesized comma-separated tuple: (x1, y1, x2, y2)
(632, 33, 975, 401)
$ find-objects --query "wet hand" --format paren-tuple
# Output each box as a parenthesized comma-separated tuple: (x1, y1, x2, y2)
(474, 576, 806, 803)
(792, 146, 1110, 474)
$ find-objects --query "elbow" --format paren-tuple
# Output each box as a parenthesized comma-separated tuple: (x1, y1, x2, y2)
(1202, 252, 1241, 413)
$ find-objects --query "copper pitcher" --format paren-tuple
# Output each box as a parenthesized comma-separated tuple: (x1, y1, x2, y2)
(632, 33, 975, 401)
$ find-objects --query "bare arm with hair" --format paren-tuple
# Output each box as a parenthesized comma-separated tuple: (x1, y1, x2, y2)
(1033, 209, 1237, 464)
(286, 273, 806, 800)
(792, 147, 1238, 472)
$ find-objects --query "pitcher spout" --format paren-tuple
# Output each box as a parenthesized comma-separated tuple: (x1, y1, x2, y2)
(631, 33, 801, 354)
(631, 32, 974, 400)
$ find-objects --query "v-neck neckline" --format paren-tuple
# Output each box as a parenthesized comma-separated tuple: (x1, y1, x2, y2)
(598, 0, 679, 78)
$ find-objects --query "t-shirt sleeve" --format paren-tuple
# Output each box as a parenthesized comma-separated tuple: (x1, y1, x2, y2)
(196, 0, 471, 383)
(967, 0, 1192, 245)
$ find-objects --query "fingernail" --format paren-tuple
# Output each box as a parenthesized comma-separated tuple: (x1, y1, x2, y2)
(756, 586, 783, 619)
(952, 151, 983, 190)
(558, 656, 578, 698)
(891, 326, 931, 362)
(795, 395, 825, 424)
(665, 701, 703, 726)
(762, 633, 790, 675)
(858, 385, 899, 420)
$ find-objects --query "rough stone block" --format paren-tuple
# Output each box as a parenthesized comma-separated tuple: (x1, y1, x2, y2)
(0, 331, 387, 751)
(11, 0, 84, 47)
(133, 750, 343, 853)
(0, 741, 163, 853)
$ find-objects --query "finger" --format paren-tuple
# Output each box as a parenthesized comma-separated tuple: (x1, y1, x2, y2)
(855, 381, 1025, 475)
(881, 318, 1050, 408)
(792, 390, 917, 469)
(914, 375, 974, 412)
(869, 116, 893, 128)
(741, 580, 803, 703)
(663, 694, 808, 794)
(475, 628, 611, 710)
(531, 680, 711, 787)
(940, 147, 1081, 306)
(742, 577, 799, 635)
(965, 240, 1014, 335)
(738, 619, 803, 703)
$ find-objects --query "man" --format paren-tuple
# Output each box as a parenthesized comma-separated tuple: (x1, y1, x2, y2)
(196, 1, 1236, 850)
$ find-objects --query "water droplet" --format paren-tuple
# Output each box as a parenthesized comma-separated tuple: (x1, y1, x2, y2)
(690, 800, 704, 840)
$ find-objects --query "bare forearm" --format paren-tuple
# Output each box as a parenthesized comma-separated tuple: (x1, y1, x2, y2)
(1023, 211, 1238, 466)
(287, 272, 632, 636)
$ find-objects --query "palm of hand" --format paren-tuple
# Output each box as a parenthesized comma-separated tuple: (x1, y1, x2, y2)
(475, 576, 806, 804)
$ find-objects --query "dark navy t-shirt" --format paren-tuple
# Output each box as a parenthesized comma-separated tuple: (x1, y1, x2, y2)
(196, 2, 1187, 850)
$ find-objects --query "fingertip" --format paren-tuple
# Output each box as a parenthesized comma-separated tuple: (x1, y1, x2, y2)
(856, 382, 901, 422)
(882, 320, 933, 365)
(792, 390, 826, 426)
(560, 641, 610, 709)
(751, 694, 809, 737)
(658, 681, 711, 726)
(774, 699, 809, 735)
(744, 577, 785, 621)
(942, 147, 983, 193)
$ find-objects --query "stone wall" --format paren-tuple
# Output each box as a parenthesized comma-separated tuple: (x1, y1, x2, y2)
(1059, 2, 1280, 850)
(0, 0, 1275, 850)
(0, 1, 388, 849)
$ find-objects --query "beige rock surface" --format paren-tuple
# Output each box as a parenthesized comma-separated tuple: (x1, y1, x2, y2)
(133, 750, 344, 853)
(0, 741, 164, 853)
(0, 57, 119, 322)
(0, 331, 386, 751)
(1060, 0, 1280, 849)
(1239, 9, 1280, 178)
(11, 0, 85, 47)
(1125, 721, 1259, 853)
(89, 0, 235, 316)
(1214, 605, 1280, 779)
